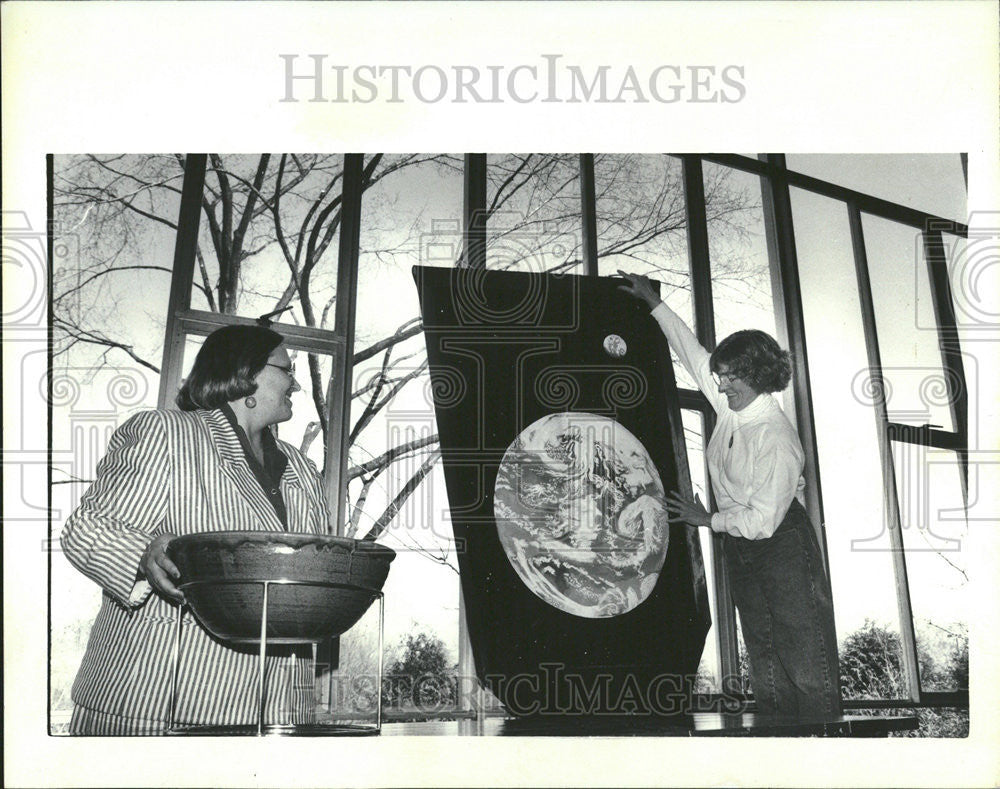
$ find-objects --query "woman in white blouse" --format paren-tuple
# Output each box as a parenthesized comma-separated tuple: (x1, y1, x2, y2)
(619, 271, 841, 719)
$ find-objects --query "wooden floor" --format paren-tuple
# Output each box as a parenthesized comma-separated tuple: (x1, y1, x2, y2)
(379, 712, 919, 737)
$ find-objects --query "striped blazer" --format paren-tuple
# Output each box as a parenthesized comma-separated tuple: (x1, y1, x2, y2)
(61, 407, 332, 732)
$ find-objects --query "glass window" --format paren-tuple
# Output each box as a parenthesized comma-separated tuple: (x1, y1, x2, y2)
(52, 154, 179, 378)
(940, 232, 990, 351)
(791, 187, 907, 698)
(862, 214, 957, 431)
(189, 154, 345, 325)
(785, 154, 967, 224)
(891, 443, 968, 692)
(734, 611, 752, 698)
(703, 162, 778, 344)
(593, 154, 695, 389)
(51, 154, 178, 731)
(319, 595, 387, 724)
(353, 155, 464, 678)
(682, 409, 720, 693)
(485, 154, 584, 274)
(593, 154, 688, 278)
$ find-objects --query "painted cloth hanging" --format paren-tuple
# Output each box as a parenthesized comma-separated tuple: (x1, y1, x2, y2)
(414, 266, 710, 717)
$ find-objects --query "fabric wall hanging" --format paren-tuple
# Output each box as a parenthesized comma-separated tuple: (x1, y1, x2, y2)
(414, 266, 710, 718)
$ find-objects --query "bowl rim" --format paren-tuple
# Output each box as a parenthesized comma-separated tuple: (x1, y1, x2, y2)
(167, 531, 396, 561)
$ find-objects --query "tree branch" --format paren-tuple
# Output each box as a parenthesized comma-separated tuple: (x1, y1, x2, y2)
(350, 360, 428, 443)
(352, 318, 423, 365)
(363, 450, 441, 541)
(52, 318, 160, 372)
(348, 433, 439, 480)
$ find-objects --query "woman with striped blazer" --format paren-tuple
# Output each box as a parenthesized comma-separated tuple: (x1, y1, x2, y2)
(62, 325, 332, 734)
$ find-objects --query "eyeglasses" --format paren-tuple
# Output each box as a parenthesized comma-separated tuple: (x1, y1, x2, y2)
(711, 370, 740, 386)
(266, 362, 296, 378)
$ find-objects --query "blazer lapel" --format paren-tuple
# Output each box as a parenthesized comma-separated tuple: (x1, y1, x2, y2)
(201, 409, 287, 532)
(278, 454, 317, 534)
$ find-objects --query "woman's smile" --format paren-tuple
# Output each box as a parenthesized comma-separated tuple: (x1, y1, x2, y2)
(716, 369, 757, 412)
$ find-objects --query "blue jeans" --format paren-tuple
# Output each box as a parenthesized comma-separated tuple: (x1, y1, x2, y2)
(724, 499, 842, 718)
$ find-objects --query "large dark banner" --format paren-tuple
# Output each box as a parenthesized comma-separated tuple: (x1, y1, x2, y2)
(413, 266, 710, 718)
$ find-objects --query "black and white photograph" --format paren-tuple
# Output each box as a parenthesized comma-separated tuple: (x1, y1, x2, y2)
(4, 3, 999, 788)
(46, 151, 971, 735)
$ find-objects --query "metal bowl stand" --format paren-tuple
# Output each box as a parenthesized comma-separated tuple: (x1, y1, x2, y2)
(166, 578, 384, 736)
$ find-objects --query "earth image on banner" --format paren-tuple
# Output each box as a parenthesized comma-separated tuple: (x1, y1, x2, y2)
(494, 412, 670, 618)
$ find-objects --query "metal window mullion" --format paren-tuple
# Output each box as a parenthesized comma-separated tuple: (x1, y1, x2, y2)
(842, 691, 967, 710)
(677, 388, 712, 412)
(157, 154, 208, 410)
(922, 227, 968, 499)
(175, 309, 345, 356)
(783, 169, 967, 233)
(848, 203, 922, 703)
(681, 154, 738, 689)
(579, 154, 599, 276)
(325, 154, 364, 536)
(703, 153, 970, 236)
(921, 689, 969, 707)
(758, 155, 830, 571)
(463, 154, 487, 269)
(458, 154, 486, 716)
(887, 423, 966, 452)
(699, 153, 770, 176)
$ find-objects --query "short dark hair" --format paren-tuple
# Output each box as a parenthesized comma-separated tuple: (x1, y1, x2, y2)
(176, 325, 284, 411)
(710, 329, 791, 394)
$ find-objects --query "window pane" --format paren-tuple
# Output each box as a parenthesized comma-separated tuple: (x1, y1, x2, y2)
(319, 598, 389, 724)
(486, 154, 583, 274)
(791, 187, 908, 700)
(594, 154, 688, 277)
(862, 214, 956, 431)
(353, 155, 463, 679)
(51, 154, 177, 731)
(941, 232, 989, 350)
(786, 154, 967, 223)
(682, 410, 719, 693)
(52, 154, 178, 381)
(891, 443, 968, 692)
(49, 364, 159, 732)
(593, 154, 697, 390)
(703, 162, 777, 344)
(190, 154, 344, 325)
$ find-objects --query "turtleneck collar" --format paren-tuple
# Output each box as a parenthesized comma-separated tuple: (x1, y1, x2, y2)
(732, 392, 773, 425)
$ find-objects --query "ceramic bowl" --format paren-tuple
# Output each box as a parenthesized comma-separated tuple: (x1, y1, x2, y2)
(167, 532, 395, 644)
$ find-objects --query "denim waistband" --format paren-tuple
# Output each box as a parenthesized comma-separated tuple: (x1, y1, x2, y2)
(725, 497, 810, 550)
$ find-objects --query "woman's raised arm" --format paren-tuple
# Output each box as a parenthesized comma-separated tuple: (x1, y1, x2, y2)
(617, 270, 726, 413)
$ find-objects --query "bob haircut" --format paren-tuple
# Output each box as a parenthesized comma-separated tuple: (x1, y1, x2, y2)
(176, 325, 284, 411)
(709, 329, 792, 394)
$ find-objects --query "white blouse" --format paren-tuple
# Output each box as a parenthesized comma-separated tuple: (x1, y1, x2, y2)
(650, 302, 805, 540)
